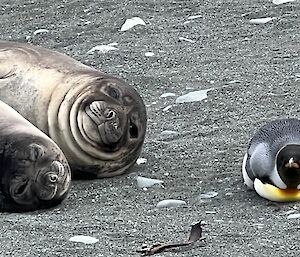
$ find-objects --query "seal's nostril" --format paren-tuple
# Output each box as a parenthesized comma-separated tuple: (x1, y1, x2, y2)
(129, 121, 138, 138)
(15, 181, 28, 195)
(105, 110, 116, 119)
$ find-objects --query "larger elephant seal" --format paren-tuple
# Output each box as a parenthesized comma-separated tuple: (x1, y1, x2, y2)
(0, 100, 71, 212)
(0, 40, 147, 178)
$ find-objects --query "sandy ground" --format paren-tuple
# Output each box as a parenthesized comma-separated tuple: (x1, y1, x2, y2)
(0, 0, 300, 256)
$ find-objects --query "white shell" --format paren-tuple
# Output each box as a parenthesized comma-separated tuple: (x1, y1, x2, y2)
(156, 199, 187, 208)
(136, 176, 163, 188)
(120, 17, 146, 31)
(175, 89, 211, 104)
(69, 235, 99, 244)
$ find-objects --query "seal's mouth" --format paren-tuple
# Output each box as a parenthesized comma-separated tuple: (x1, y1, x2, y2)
(254, 178, 300, 202)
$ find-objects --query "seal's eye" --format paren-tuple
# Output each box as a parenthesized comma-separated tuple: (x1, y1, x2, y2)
(107, 87, 120, 99)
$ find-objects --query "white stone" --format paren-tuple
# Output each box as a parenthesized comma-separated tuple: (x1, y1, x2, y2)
(69, 235, 99, 244)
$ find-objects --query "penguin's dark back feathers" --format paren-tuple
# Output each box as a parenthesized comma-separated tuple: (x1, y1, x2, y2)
(248, 118, 300, 156)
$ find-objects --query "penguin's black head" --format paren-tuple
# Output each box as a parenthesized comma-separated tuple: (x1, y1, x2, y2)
(276, 144, 300, 188)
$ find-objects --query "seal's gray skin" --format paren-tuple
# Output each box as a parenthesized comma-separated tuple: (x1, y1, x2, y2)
(0, 100, 71, 212)
(0, 41, 147, 178)
(242, 118, 300, 191)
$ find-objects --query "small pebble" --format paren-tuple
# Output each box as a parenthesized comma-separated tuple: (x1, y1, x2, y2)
(145, 52, 155, 57)
(136, 158, 147, 165)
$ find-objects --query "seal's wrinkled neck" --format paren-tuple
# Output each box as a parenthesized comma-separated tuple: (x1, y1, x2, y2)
(276, 144, 300, 188)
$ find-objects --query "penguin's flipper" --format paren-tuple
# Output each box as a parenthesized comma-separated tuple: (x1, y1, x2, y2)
(242, 153, 254, 189)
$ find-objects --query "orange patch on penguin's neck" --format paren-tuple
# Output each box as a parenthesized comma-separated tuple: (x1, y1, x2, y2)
(254, 178, 300, 202)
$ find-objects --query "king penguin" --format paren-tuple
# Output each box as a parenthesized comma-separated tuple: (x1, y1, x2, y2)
(242, 118, 300, 202)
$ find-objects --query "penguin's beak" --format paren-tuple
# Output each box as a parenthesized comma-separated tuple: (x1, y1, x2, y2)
(254, 178, 300, 202)
(285, 158, 300, 169)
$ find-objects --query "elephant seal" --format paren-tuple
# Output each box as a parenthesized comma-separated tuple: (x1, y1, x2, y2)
(242, 118, 300, 202)
(0, 40, 147, 178)
(0, 100, 71, 212)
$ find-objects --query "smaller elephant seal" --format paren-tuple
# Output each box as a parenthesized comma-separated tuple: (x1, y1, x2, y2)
(0, 100, 71, 212)
(242, 118, 300, 202)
